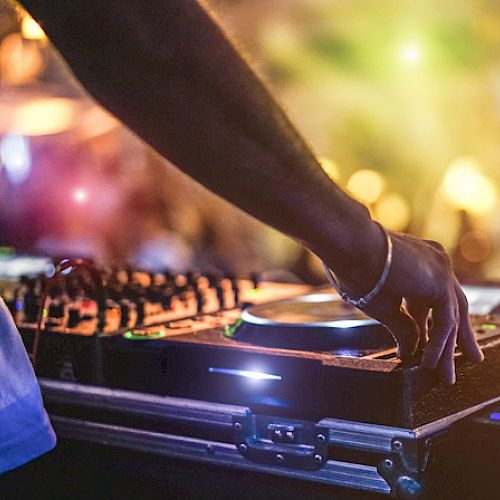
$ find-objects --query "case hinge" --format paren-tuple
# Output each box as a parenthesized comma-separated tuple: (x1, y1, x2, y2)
(233, 414, 328, 471)
(378, 436, 432, 499)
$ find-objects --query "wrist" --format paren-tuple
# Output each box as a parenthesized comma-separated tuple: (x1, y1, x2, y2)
(322, 223, 393, 308)
(313, 207, 387, 297)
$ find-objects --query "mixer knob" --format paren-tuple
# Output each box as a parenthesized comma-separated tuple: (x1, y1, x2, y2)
(134, 297, 146, 325)
(194, 288, 204, 315)
(186, 270, 201, 287)
(119, 300, 131, 327)
(107, 284, 123, 302)
(146, 285, 162, 304)
(215, 284, 225, 310)
(206, 271, 222, 289)
(124, 267, 134, 283)
(124, 282, 140, 300)
(230, 277, 240, 306)
(160, 287, 174, 310)
(67, 307, 82, 328)
(48, 300, 65, 319)
(163, 270, 175, 286)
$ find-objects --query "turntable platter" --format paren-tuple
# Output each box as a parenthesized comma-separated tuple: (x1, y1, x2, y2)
(231, 293, 396, 356)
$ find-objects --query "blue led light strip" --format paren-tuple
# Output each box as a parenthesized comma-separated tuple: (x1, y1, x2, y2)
(208, 367, 282, 381)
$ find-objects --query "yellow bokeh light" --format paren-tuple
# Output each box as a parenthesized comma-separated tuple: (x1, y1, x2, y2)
(400, 43, 422, 65)
(21, 15, 46, 41)
(0, 33, 44, 85)
(374, 192, 411, 231)
(346, 169, 385, 204)
(12, 98, 77, 136)
(318, 156, 340, 182)
(443, 157, 497, 215)
(459, 231, 490, 263)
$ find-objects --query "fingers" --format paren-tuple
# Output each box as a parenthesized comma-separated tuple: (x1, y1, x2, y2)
(425, 282, 484, 384)
(435, 325, 458, 385)
(343, 231, 483, 386)
(402, 283, 481, 385)
(378, 307, 420, 359)
(422, 295, 457, 371)
(405, 298, 430, 349)
(454, 280, 484, 363)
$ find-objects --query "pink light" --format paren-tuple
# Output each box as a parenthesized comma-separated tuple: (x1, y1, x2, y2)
(72, 188, 88, 204)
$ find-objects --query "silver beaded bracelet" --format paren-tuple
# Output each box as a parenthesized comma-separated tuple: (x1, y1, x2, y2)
(321, 222, 393, 309)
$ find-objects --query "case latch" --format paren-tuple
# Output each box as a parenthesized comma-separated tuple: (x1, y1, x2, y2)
(233, 414, 328, 470)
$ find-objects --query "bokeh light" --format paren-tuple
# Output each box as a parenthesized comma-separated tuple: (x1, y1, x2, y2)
(374, 192, 411, 231)
(460, 230, 491, 263)
(443, 157, 497, 215)
(318, 156, 340, 182)
(346, 169, 385, 204)
(11, 98, 77, 136)
(0, 33, 44, 85)
(1, 0, 500, 282)
(0, 134, 31, 185)
(20, 14, 46, 41)
(72, 188, 89, 205)
(400, 43, 422, 65)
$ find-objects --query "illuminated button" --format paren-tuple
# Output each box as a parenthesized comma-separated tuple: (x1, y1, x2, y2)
(123, 329, 167, 340)
(489, 412, 500, 421)
(480, 323, 498, 330)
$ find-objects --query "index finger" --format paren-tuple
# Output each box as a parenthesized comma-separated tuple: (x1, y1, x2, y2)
(454, 280, 484, 363)
(422, 294, 458, 371)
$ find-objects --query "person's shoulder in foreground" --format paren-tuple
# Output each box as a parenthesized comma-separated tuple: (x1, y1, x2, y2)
(0, 299, 56, 475)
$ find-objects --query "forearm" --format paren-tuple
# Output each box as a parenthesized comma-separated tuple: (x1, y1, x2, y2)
(21, 0, 382, 274)
(20, 1, 484, 381)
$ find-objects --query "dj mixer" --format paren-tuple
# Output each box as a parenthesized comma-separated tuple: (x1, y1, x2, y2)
(1, 264, 310, 384)
(3, 259, 500, 498)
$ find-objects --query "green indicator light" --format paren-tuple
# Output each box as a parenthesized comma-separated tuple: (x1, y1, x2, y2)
(224, 317, 243, 338)
(480, 323, 498, 330)
(42, 308, 48, 318)
(0, 246, 14, 257)
(124, 330, 167, 340)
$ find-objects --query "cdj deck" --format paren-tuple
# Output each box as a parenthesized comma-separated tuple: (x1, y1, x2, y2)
(3, 264, 500, 498)
(102, 296, 500, 428)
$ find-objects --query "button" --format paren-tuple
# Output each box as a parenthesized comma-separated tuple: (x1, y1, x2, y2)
(480, 323, 498, 330)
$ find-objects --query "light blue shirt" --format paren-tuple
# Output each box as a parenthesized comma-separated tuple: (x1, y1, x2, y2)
(0, 299, 56, 474)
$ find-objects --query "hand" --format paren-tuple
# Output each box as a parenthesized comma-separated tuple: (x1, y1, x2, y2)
(333, 230, 484, 384)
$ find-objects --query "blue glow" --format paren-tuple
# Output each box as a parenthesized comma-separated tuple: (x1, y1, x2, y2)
(0, 134, 32, 185)
(208, 367, 282, 381)
(15, 300, 22, 312)
(44, 264, 56, 278)
(489, 412, 500, 421)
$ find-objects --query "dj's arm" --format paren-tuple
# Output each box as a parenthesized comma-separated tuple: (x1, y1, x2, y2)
(20, 0, 482, 383)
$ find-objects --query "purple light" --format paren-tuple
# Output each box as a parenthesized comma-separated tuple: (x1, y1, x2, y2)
(72, 187, 88, 204)
(0, 134, 32, 185)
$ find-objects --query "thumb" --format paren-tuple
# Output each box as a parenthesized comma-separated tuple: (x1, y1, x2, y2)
(379, 307, 420, 359)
